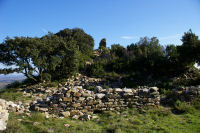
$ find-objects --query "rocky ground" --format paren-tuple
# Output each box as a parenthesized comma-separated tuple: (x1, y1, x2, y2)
(0, 74, 200, 131)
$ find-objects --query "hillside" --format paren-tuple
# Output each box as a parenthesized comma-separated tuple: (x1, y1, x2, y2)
(0, 74, 25, 89)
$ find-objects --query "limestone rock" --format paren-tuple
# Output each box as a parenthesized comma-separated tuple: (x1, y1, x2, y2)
(74, 92, 82, 97)
(63, 97, 72, 102)
(149, 87, 159, 92)
(80, 114, 91, 121)
(61, 111, 70, 117)
(95, 93, 105, 99)
(0, 106, 9, 131)
(122, 88, 133, 93)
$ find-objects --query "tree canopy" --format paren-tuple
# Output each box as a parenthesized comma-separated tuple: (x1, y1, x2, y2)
(0, 28, 94, 82)
(0, 29, 199, 86)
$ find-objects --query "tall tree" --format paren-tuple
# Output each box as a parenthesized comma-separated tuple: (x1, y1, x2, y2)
(99, 38, 106, 49)
(0, 37, 39, 81)
(178, 29, 199, 66)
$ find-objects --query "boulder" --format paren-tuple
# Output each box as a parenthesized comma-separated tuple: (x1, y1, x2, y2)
(74, 92, 82, 97)
(61, 111, 70, 117)
(0, 99, 9, 131)
(114, 88, 123, 92)
(70, 110, 83, 116)
(80, 114, 91, 121)
(149, 87, 159, 92)
(122, 88, 133, 93)
(95, 93, 105, 99)
(63, 97, 72, 102)
(96, 86, 103, 92)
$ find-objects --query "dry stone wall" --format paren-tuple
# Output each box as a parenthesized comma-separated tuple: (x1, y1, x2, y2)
(162, 85, 200, 105)
(31, 86, 160, 120)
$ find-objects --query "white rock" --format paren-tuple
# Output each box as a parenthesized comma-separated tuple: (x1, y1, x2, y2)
(72, 115, 79, 119)
(123, 88, 133, 93)
(95, 93, 105, 99)
(115, 88, 123, 92)
(96, 86, 103, 92)
(0, 109, 9, 130)
(64, 124, 70, 128)
(0, 99, 9, 131)
(150, 87, 159, 92)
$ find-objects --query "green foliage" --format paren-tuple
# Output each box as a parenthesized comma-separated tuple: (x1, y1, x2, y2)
(0, 88, 32, 102)
(192, 97, 200, 110)
(55, 28, 94, 57)
(6, 81, 22, 89)
(103, 84, 109, 89)
(0, 28, 94, 82)
(178, 29, 200, 65)
(1, 29, 200, 88)
(3, 99, 200, 133)
(43, 81, 59, 87)
(85, 86, 96, 91)
(86, 62, 105, 77)
(87, 30, 200, 87)
(99, 38, 106, 48)
(174, 100, 195, 114)
(30, 112, 45, 122)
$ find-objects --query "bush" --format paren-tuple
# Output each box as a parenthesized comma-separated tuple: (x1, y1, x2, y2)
(43, 81, 58, 87)
(42, 73, 51, 82)
(30, 112, 45, 122)
(174, 100, 195, 114)
(6, 81, 22, 89)
(191, 97, 200, 109)
(103, 84, 109, 89)
(86, 62, 105, 78)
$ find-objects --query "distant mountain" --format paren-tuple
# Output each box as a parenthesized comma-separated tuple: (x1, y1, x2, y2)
(0, 74, 26, 89)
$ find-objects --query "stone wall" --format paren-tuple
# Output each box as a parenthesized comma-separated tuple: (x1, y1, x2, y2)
(31, 86, 160, 120)
(162, 85, 200, 105)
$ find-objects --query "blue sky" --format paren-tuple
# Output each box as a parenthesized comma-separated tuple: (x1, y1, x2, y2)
(0, 0, 200, 48)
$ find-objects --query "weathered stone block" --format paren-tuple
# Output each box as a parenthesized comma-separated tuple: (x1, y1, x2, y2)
(61, 111, 70, 117)
(95, 93, 105, 99)
(74, 92, 82, 97)
(63, 97, 72, 102)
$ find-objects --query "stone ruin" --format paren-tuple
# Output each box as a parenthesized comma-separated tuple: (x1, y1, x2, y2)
(31, 86, 160, 120)
(162, 85, 200, 105)
(1, 73, 200, 130)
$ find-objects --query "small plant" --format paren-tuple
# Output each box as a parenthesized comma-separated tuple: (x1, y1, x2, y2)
(174, 100, 195, 114)
(43, 81, 58, 87)
(30, 112, 45, 122)
(131, 119, 143, 125)
(103, 84, 109, 89)
(160, 88, 171, 95)
(86, 86, 96, 91)
(6, 81, 22, 89)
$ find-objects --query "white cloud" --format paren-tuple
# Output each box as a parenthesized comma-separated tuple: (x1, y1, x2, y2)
(121, 36, 137, 40)
(159, 34, 182, 41)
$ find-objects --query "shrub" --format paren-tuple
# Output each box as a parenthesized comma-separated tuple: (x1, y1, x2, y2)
(6, 81, 22, 89)
(43, 81, 58, 87)
(103, 84, 109, 89)
(30, 112, 45, 122)
(174, 100, 195, 114)
(42, 73, 51, 82)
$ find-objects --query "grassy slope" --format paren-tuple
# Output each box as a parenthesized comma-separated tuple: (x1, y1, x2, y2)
(1, 88, 200, 133)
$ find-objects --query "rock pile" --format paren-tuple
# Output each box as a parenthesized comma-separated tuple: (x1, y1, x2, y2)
(163, 85, 200, 104)
(0, 99, 29, 130)
(31, 86, 160, 120)
(65, 73, 122, 88)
